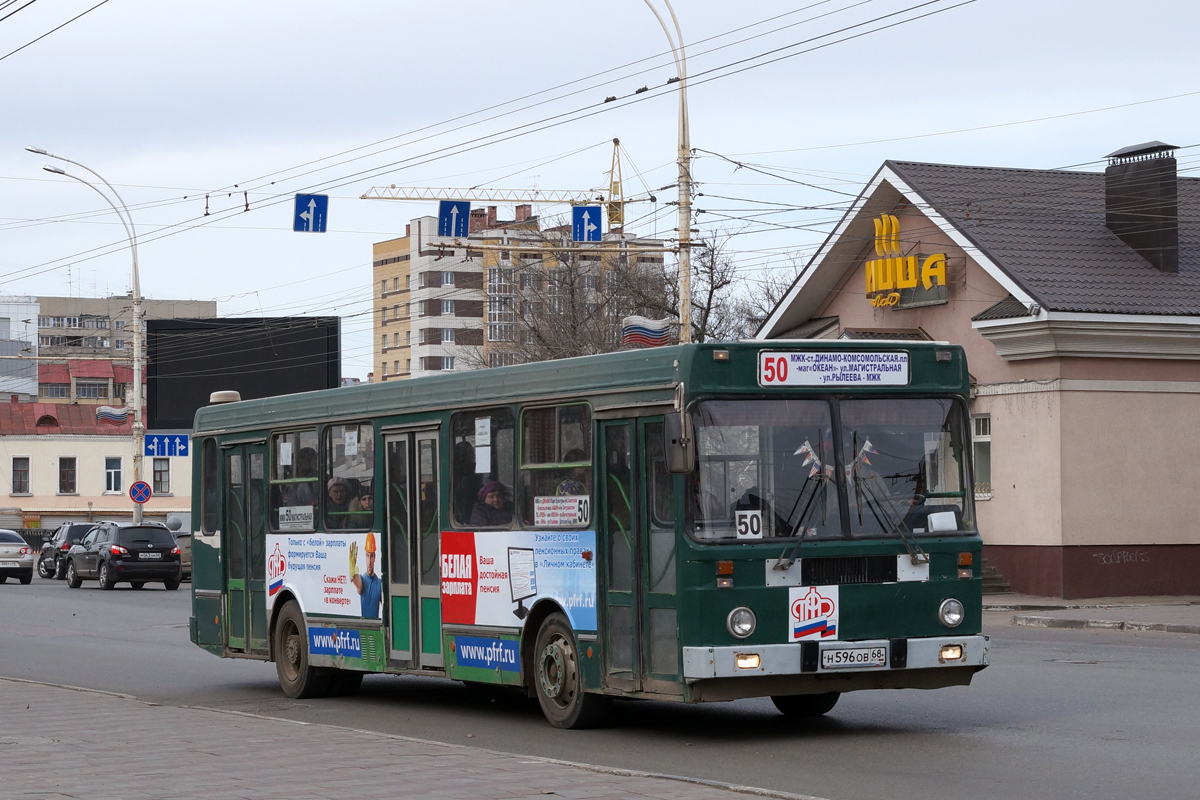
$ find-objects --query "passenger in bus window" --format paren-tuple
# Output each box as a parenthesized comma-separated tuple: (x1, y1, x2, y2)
(470, 481, 512, 527)
(326, 478, 352, 529)
(349, 488, 374, 528)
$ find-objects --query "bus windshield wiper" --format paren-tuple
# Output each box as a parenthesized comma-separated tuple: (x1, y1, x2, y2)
(856, 472, 928, 566)
(774, 474, 820, 571)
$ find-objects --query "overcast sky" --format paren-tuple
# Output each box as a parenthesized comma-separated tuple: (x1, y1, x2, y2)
(2, 0, 1197, 377)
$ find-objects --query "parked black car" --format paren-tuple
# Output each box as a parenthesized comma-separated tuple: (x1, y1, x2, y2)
(66, 521, 182, 590)
(38, 522, 96, 580)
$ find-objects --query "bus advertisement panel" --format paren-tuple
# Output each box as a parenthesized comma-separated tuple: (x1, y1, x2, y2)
(441, 530, 597, 632)
(266, 532, 383, 620)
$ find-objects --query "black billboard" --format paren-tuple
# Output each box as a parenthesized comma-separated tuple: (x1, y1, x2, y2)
(146, 317, 340, 430)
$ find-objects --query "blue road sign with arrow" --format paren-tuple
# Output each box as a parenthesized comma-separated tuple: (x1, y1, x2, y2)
(294, 194, 329, 232)
(438, 200, 470, 237)
(572, 206, 602, 242)
(145, 434, 189, 457)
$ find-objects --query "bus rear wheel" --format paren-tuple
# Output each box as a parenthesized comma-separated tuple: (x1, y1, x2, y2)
(533, 613, 609, 729)
(274, 601, 331, 699)
(771, 692, 840, 717)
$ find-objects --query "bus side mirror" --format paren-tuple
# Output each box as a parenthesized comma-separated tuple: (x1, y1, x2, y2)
(664, 412, 694, 474)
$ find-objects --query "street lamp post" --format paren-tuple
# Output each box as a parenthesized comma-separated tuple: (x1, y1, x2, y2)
(643, 0, 692, 343)
(28, 147, 145, 523)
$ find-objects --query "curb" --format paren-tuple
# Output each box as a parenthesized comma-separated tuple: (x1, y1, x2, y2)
(1012, 615, 1200, 635)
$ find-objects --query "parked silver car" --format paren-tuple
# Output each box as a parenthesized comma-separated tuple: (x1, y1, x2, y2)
(0, 529, 35, 584)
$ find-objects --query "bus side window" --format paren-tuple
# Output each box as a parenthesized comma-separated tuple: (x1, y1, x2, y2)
(269, 430, 318, 532)
(323, 423, 374, 531)
(519, 404, 593, 528)
(451, 408, 515, 528)
(201, 438, 219, 533)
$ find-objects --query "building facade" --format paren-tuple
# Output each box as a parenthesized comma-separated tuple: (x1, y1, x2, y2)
(373, 206, 666, 380)
(0, 402, 189, 528)
(0, 295, 39, 402)
(758, 142, 1200, 598)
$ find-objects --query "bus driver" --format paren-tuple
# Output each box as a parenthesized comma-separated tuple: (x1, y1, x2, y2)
(349, 533, 382, 618)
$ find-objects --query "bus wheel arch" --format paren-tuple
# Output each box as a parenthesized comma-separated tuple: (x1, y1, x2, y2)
(519, 599, 566, 696)
(525, 605, 610, 729)
(268, 590, 300, 663)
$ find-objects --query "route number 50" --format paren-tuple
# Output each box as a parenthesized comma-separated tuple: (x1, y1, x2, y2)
(762, 355, 788, 384)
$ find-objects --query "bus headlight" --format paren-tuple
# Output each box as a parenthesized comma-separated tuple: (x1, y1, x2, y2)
(938, 598, 965, 628)
(727, 607, 756, 639)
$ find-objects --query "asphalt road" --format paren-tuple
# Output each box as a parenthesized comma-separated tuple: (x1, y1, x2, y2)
(2, 578, 1197, 800)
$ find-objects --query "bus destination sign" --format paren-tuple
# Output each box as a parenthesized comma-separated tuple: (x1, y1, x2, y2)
(759, 351, 909, 387)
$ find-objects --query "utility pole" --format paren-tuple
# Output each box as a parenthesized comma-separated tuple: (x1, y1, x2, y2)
(644, 0, 692, 342)
(30, 147, 145, 522)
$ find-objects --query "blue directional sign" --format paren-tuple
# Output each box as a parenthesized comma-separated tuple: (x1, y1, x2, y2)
(572, 205, 602, 242)
(438, 200, 470, 237)
(293, 193, 329, 233)
(145, 434, 189, 457)
(130, 481, 152, 504)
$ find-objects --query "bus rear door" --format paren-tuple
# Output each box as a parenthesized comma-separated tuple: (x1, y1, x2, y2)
(222, 441, 269, 654)
(384, 429, 444, 670)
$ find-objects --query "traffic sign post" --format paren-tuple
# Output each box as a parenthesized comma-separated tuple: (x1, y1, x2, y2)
(572, 206, 602, 242)
(293, 194, 329, 232)
(438, 200, 470, 237)
(145, 434, 189, 457)
(129, 481, 152, 504)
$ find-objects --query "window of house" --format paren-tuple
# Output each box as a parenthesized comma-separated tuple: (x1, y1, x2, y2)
(405, 330, 411, 345)
(393, 333, 399, 347)
(441, 299, 455, 315)
(519, 404, 592, 528)
(973, 415, 992, 500)
(442, 271, 454, 287)
(323, 423, 374, 531)
(39, 384, 68, 399)
(442, 328, 455, 343)
(451, 408, 515, 527)
(405, 359, 411, 372)
(269, 430, 319, 531)
(153, 457, 170, 494)
(394, 277, 400, 291)
(11, 457, 29, 494)
(443, 356, 455, 370)
(394, 360, 399, 374)
(521, 272, 540, 290)
(115, 320, 126, 330)
(382, 334, 387, 350)
(114, 383, 127, 400)
(77, 382, 109, 399)
(381, 362, 388, 376)
(59, 457, 77, 494)
(381, 279, 387, 296)
(105, 457, 122, 493)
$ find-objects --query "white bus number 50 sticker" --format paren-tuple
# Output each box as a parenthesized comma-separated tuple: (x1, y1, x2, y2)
(736, 509, 763, 539)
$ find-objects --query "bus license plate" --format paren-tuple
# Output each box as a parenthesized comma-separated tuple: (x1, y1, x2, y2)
(821, 646, 887, 669)
(139, 552, 162, 560)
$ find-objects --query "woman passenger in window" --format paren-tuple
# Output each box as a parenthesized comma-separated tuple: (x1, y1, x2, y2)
(470, 481, 512, 527)
(326, 478, 352, 529)
(349, 489, 374, 528)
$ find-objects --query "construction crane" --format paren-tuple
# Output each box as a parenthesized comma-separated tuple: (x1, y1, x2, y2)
(361, 141, 653, 234)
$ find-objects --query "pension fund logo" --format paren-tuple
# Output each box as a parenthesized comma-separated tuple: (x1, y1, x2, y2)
(268, 544, 286, 596)
(865, 214, 947, 307)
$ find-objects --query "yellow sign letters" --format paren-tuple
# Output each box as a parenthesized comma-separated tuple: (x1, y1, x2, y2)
(864, 214, 947, 303)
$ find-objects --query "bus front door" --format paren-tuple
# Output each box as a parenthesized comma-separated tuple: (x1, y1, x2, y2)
(384, 430, 444, 670)
(222, 442, 269, 654)
(600, 418, 681, 695)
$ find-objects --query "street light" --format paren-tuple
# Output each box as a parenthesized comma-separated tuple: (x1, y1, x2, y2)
(643, 0, 692, 343)
(28, 146, 146, 523)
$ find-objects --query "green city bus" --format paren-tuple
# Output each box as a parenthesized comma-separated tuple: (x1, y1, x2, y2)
(189, 340, 989, 728)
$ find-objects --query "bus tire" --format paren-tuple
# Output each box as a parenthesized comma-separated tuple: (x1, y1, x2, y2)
(326, 670, 364, 697)
(274, 601, 331, 699)
(533, 612, 609, 729)
(771, 692, 840, 717)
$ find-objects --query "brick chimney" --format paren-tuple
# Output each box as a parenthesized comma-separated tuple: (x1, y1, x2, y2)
(469, 207, 488, 233)
(487, 205, 497, 228)
(515, 204, 532, 222)
(1105, 141, 1179, 272)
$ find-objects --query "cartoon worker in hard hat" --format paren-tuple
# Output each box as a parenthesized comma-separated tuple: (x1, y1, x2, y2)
(349, 532, 382, 619)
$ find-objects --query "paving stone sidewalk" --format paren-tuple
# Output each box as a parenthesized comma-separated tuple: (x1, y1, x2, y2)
(0, 678, 822, 800)
(983, 594, 1200, 635)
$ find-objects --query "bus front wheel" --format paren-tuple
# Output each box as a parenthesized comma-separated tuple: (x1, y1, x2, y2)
(771, 692, 840, 717)
(274, 601, 331, 699)
(533, 613, 609, 729)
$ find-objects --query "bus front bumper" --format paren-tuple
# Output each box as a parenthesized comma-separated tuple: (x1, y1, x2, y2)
(682, 635, 990, 681)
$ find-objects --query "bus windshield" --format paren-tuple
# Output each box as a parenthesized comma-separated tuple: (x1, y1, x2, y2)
(690, 397, 972, 542)
(691, 400, 841, 541)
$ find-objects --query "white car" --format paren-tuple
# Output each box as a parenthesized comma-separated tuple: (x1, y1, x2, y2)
(0, 529, 35, 585)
